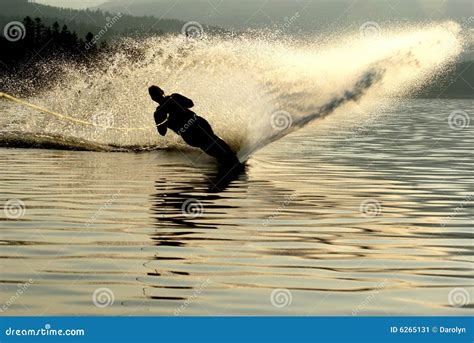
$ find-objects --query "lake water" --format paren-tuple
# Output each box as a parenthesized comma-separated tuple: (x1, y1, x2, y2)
(0, 99, 472, 315)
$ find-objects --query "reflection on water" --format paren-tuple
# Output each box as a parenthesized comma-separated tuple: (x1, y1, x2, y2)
(0, 99, 473, 315)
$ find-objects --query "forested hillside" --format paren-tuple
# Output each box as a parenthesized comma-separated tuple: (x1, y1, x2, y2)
(0, 0, 186, 39)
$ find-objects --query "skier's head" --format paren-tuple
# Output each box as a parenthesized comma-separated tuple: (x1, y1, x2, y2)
(149, 85, 165, 104)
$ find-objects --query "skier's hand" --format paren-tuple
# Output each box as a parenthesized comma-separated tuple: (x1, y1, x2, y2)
(158, 124, 167, 136)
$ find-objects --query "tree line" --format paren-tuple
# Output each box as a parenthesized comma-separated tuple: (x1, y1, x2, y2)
(0, 16, 109, 94)
(0, 0, 184, 38)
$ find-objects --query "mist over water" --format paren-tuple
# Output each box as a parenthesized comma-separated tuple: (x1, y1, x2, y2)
(0, 21, 465, 157)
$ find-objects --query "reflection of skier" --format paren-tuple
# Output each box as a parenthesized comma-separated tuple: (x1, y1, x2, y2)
(149, 86, 240, 166)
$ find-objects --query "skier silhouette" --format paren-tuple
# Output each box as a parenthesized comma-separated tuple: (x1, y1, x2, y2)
(149, 86, 240, 167)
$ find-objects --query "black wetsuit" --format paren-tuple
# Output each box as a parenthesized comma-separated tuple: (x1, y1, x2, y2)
(154, 93, 240, 166)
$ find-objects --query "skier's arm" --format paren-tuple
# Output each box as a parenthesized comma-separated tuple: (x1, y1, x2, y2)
(171, 93, 194, 109)
(154, 105, 168, 125)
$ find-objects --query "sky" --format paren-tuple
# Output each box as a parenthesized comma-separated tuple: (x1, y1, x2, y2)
(35, 0, 105, 9)
(33, 0, 473, 11)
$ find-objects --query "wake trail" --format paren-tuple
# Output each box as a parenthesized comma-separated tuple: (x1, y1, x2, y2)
(239, 68, 384, 159)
